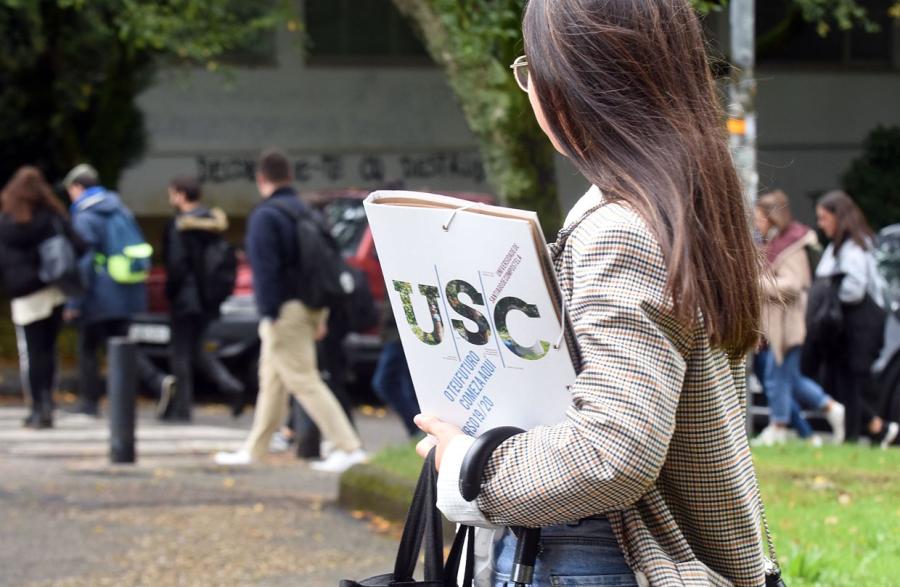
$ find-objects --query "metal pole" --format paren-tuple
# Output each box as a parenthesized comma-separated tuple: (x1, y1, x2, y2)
(728, 0, 759, 438)
(728, 0, 757, 210)
(108, 337, 137, 464)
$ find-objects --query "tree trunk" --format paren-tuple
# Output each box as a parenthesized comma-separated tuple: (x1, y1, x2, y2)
(392, 0, 562, 237)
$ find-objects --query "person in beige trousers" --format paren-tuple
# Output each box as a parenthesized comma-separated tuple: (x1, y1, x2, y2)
(214, 150, 366, 472)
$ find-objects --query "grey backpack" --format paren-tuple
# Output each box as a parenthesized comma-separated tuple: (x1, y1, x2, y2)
(38, 217, 83, 296)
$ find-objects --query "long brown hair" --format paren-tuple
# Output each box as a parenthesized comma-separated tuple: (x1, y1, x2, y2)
(523, 0, 761, 353)
(1, 166, 67, 223)
(817, 190, 874, 254)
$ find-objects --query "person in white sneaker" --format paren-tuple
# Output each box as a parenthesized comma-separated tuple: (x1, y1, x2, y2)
(813, 191, 889, 443)
(870, 420, 900, 449)
(214, 150, 366, 473)
(753, 191, 846, 445)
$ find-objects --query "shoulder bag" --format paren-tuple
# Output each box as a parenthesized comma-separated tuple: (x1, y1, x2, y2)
(339, 448, 474, 587)
(38, 216, 83, 296)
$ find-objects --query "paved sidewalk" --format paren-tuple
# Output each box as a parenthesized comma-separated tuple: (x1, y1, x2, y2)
(0, 403, 411, 587)
(0, 406, 246, 458)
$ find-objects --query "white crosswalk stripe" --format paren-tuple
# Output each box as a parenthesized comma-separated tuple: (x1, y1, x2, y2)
(0, 407, 245, 458)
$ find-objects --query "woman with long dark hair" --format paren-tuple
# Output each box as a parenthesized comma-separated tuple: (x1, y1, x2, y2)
(0, 166, 83, 428)
(814, 190, 898, 447)
(414, 1, 771, 585)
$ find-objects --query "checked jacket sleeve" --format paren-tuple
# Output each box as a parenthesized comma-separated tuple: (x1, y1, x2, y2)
(475, 211, 687, 528)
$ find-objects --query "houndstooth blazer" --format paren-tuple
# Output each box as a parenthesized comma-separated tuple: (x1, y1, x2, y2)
(475, 199, 767, 586)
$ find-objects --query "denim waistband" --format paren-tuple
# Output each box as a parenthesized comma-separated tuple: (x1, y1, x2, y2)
(531, 515, 614, 538)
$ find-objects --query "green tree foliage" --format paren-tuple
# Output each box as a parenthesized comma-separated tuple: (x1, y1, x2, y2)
(393, 0, 898, 233)
(0, 0, 296, 187)
(695, 0, 898, 34)
(391, 0, 562, 236)
(843, 126, 900, 228)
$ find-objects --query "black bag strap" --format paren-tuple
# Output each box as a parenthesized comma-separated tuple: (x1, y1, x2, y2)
(267, 197, 338, 258)
(267, 197, 302, 220)
(269, 198, 311, 246)
(547, 202, 608, 261)
(267, 198, 313, 279)
(268, 197, 325, 232)
(47, 214, 77, 249)
(393, 448, 444, 583)
(442, 525, 475, 587)
(49, 214, 66, 236)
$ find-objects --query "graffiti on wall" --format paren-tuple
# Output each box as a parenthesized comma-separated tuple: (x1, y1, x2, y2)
(196, 151, 486, 187)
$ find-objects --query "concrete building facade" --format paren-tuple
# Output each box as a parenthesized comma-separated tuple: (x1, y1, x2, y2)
(119, 1, 900, 225)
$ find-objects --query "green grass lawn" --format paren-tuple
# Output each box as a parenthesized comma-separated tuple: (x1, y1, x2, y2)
(754, 443, 900, 586)
(370, 441, 900, 586)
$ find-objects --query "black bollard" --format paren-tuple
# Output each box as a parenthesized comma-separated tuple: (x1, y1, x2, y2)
(108, 337, 137, 464)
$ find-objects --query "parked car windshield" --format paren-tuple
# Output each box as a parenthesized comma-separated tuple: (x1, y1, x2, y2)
(323, 198, 368, 256)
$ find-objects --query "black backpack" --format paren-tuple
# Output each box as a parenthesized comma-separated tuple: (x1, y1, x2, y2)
(804, 241, 823, 280)
(200, 237, 237, 312)
(269, 199, 356, 310)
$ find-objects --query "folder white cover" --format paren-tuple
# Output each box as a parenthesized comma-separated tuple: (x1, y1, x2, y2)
(364, 190, 575, 436)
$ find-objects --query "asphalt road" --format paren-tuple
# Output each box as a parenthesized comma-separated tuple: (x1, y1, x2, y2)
(0, 402, 411, 587)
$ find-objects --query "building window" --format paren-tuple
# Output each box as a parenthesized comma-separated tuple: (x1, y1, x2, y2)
(757, 0, 896, 67)
(304, 0, 431, 65)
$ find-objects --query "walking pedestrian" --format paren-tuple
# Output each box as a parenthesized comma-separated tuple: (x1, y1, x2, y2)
(63, 164, 173, 417)
(0, 167, 83, 428)
(813, 190, 899, 448)
(371, 303, 419, 437)
(214, 150, 366, 471)
(414, 2, 773, 584)
(276, 265, 376, 459)
(752, 189, 846, 446)
(161, 176, 244, 421)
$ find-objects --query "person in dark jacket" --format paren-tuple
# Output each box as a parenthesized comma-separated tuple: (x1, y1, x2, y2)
(371, 300, 419, 436)
(814, 190, 899, 448)
(0, 166, 83, 428)
(214, 149, 365, 471)
(161, 177, 243, 421)
(63, 164, 173, 416)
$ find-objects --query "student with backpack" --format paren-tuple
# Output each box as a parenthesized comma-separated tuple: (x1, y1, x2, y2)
(63, 164, 173, 417)
(280, 264, 376, 459)
(214, 149, 366, 472)
(161, 177, 244, 422)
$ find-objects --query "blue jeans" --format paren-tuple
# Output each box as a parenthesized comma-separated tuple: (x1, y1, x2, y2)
(761, 348, 830, 437)
(493, 517, 637, 586)
(371, 341, 420, 436)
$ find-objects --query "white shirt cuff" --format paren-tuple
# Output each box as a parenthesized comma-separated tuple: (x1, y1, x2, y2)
(436, 435, 500, 529)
